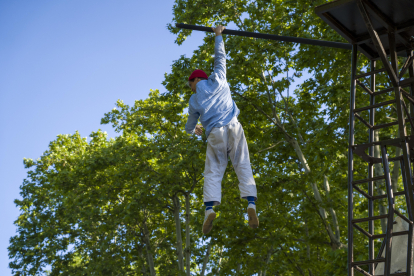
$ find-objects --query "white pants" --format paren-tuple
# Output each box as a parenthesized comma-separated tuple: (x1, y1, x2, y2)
(204, 117, 257, 204)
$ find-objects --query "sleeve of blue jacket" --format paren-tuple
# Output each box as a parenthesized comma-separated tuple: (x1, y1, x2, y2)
(213, 35, 226, 81)
(185, 101, 199, 134)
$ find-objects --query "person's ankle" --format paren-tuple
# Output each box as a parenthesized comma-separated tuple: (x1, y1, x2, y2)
(205, 201, 215, 211)
(246, 196, 255, 205)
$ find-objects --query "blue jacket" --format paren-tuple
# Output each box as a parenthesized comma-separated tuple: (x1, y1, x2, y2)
(185, 35, 240, 138)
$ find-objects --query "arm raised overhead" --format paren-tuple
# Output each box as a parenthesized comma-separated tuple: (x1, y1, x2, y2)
(211, 26, 226, 81)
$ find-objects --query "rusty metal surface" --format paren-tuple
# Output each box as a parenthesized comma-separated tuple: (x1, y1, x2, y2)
(315, 0, 414, 59)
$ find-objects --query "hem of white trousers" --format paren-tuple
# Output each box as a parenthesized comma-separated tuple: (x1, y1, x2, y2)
(203, 200, 221, 206)
(241, 195, 257, 201)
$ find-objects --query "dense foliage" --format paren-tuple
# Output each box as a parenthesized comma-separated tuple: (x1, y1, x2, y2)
(9, 0, 410, 275)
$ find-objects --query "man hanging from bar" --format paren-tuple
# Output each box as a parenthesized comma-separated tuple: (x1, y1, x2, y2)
(185, 25, 258, 234)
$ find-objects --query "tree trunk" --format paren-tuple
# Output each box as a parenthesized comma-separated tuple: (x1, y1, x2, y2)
(305, 217, 311, 260)
(391, 146, 401, 194)
(285, 135, 341, 249)
(287, 135, 310, 173)
(138, 246, 147, 276)
(141, 264, 147, 276)
(217, 246, 223, 274)
(305, 218, 313, 276)
(264, 81, 342, 249)
(391, 132, 401, 194)
(323, 176, 340, 241)
(185, 194, 191, 276)
(374, 131, 387, 233)
(142, 221, 156, 276)
(173, 195, 185, 271)
(262, 246, 273, 276)
(235, 262, 241, 274)
(201, 242, 212, 276)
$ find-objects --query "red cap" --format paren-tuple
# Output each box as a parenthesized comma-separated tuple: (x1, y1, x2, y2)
(188, 69, 208, 81)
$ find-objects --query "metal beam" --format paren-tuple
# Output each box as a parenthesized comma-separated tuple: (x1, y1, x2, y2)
(357, 0, 399, 87)
(388, 29, 414, 258)
(399, 56, 414, 79)
(400, 158, 414, 276)
(348, 44, 358, 276)
(175, 23, 352, 50)
(362, 0, 412, 49)
(401, 76, 414, 88)
(368, 59, 375, 275)
(409, 50, 414, 119)
(381, 145, 394, 276)
(321, 12, 357, 44)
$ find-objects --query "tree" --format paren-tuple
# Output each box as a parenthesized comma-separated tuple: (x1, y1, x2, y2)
(9, 91, 207, 275)
(10, 0, 408, 275)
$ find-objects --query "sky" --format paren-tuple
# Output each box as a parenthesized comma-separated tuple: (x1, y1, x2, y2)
(0, 1, 310, 274)
(0, 1, 208, 274)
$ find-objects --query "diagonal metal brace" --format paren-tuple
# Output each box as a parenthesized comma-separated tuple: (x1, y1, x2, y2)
(362, 0, 413, 49)
(355, 113, 373, 129)
(357, 0, 399, 87)
(400, 56, 414, 79)
(356, 79, 374, 95)
(401, 88, 414, 105)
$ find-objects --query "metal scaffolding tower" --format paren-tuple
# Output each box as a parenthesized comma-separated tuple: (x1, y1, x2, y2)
(316, 0, 414, 275)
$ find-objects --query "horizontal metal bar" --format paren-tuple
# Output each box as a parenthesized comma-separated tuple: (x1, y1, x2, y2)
(352, 214, 388, 224)
(371, 194, 387, 201)
(401, 76, 414, 87)
(356, 68, 386, 78)
(353, 175, 385, 185)
(354, 191, 406, 202)
(372, 191, 405, 200)
(374, 273, 407, 276)
(352, 137, 402, 149)
(353, 99, 395, 113)
(373, 87, 394, 96)
(388, 156, 403, 162)
(372, 117, 414, 130)
(352, 258, 386, 266)
(176, 23, 353, 50)
(393, 230, 410, 237)
(372, 230, 410, 239)
(372, 121, 398, 130)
